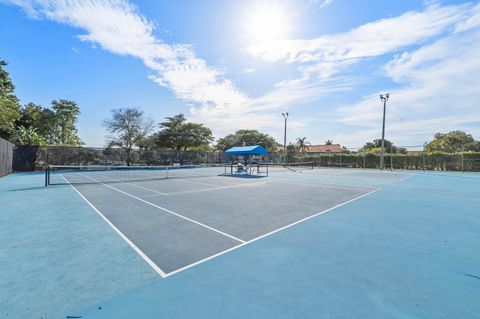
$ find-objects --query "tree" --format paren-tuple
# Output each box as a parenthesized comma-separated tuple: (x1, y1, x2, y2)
(215, 129, 278, 151)
(286, 142, 297, 162)
(154, 114, 213, 163)
(50, 99, 82, 145)
(426, 131, 479, 153)
(17, 102, 43, 129)
(360, 139, 406, 154)
(0, 60, 21, 139)
(10, 126, 46, 146)
(17, 102, 56, 142)
(325, 140, 333, 145)
(136, 135, 156, 151)
(296, 137, 310, 156)
(103, 108, 154, 166)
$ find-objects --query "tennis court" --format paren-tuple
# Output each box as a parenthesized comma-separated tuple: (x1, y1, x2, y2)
(1, 166, 479, 318)
(46, 163, 381, 275)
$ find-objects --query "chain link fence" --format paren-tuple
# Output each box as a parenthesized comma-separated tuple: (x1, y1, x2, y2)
(0, 137, 14, 177)
(294, 145, 480, 172)
(7, 144, 480, 172)
(12, 145, 228, 171)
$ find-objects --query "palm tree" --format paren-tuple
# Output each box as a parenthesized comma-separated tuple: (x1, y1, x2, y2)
(325, 139, 333, 145)
(296, 137, 310, 156)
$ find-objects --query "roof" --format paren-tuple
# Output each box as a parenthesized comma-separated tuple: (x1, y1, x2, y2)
(224, 145, 269, 155)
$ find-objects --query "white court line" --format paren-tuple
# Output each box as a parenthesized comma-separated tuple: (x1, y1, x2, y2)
(164, 187, 382, 277)
(141, 181, 269, 198)
(78, 173, 246, 244)
(63, 177, 168, 278)
(396, 172, 417, 182)
(172, 179, 222, 187)
(268, 177, 375, 192)
(125, 182, 168, 196)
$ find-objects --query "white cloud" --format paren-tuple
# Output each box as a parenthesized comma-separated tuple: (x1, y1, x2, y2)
(308, 0, 334, 9)
(4, 0, 480, 145)
(336, 25, 480, 146)
(242, 68, 256, 74)
(242, 1, 480, 146)
(2, 0, 355, 138)
(246, 3, 470, 63)
(240, 2, 477, 141)
(5, 0, 251, 130)
(454, 2, 480, 32)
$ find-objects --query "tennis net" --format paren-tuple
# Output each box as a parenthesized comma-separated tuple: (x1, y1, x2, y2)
(266, 162, 314, 171)
(46, 164, 226, 186)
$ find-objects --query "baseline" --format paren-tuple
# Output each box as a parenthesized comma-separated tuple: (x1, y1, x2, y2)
(165, 187, 382, 277)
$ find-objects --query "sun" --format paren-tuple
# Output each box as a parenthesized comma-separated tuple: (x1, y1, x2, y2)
(244, 3, 291, 44)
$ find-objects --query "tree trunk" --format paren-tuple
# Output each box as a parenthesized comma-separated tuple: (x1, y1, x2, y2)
(126, 148, 131, 166)
(176, 147, 183, 165)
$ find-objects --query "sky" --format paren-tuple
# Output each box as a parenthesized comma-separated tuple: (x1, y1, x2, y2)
(1, 0, 479, 148)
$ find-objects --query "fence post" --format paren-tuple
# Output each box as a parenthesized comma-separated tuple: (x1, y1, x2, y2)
(422, 143, 426, 171)
(44, 146, 49, 187)
(390, 146, 393, 170)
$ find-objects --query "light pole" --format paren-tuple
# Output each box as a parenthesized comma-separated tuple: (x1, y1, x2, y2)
(379, 93, 389, 170)
(282, 112, 289, 163)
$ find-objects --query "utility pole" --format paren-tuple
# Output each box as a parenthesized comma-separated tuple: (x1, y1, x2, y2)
(379, 93, 389, 170)
(282, 112, 289, 163)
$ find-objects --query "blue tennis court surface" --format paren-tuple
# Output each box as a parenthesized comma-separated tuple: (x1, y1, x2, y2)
(1, 168, 479, 318)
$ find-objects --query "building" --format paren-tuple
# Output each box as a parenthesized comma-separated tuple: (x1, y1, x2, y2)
(305, 144, 343, 155)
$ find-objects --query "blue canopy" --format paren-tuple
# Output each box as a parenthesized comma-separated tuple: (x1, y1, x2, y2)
(224, 145, 269, 155)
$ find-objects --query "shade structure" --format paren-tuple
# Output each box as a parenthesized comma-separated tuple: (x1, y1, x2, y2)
(224, 145, 269, 155)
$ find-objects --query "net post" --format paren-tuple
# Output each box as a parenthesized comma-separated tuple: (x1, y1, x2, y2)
(45, 165, 51, 187)
(44, 146, 50, 187)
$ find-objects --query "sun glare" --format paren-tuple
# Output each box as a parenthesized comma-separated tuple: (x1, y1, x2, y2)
(244, 3, 291, 44)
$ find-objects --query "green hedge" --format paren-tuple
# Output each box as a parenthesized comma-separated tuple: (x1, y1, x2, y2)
(299, 152, 480, 172)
